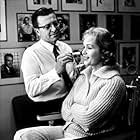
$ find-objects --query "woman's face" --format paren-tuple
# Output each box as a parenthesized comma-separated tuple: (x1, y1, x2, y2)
(82, 35, 102, 67)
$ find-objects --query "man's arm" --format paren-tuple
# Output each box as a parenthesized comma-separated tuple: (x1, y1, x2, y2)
(21, 50, 61, 99)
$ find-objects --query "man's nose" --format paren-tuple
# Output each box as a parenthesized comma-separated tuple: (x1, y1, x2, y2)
(51, 24, 57, 31)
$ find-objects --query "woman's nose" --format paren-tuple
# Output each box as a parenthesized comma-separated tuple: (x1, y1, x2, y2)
(82, 48, 86, 55)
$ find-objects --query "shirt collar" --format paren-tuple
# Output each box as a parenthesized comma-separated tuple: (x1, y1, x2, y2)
(40, 39, 54, 53)
(81, 65, 120, 79)
(93, 66, 120, 79)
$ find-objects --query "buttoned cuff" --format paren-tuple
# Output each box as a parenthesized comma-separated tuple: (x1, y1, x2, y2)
(43, 68, 61, 83)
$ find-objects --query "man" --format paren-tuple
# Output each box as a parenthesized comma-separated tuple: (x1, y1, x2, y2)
(21, 7, 74, 102)
(13, 7, 74, 129)
(1, 53, 19, 78)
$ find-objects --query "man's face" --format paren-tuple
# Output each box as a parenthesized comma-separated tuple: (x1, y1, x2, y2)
(5, 56, 13, 68)
(36, 13, 60, 44)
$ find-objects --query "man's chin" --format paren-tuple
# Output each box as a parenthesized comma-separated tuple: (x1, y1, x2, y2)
(51, 35, 59, 41)
(48, 37, 58, 44)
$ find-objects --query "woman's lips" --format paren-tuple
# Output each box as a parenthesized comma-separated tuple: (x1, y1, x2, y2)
(82, 56, 89, 61)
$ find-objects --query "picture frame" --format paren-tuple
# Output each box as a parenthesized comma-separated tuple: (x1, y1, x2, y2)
(118, 0, 140, 13)
(119, 42, 139, 75)
(26, 0, 58, 11)
(90, 0, 115, 12)
(106, 15, 123, 40)
(131, 15, 140, 40)
(61, 0, 87, 11)
(79, 14, 97, 40)
(0, 48, 25, 85)
(56, 14, 70, 41)
(16, 13, 39, 42)
(0, 0, 7, 41)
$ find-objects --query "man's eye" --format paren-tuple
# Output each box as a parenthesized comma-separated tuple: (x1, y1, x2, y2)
(53, 21, 58, 27)
(45, 24, 51, 29)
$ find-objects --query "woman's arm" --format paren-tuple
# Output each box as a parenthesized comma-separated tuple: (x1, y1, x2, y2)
(71, 77, 126, 129)
(61, 87, 75, 122)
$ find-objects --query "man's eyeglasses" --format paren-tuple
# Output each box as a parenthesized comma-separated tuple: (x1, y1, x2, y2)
(38, 21, 59, 30)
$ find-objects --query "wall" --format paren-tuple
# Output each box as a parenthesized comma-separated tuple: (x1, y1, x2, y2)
(0, 0, 139, 140)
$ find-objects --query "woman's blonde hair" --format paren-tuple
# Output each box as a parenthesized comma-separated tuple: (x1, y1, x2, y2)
(83, 27, 116, 66)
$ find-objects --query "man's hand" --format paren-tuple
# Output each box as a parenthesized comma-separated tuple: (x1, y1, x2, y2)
(55, 53, 73, 75)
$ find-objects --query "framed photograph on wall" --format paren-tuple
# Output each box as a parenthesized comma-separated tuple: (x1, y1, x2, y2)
(90, 0, 115, 12)
(118, 0, 140, 12)
(56, 14, 70, 41)
(106, 15, 123, 40)
(131, 15, 140, 40)
(17, 13, 39, 42)
(119, 42, 139, 75)
(61, 0, 87, 11)
(0, 0, 7, 41)
(26, 0, 58, 11)
(0, 48, 25, 85)
(79, 14, 97, 40)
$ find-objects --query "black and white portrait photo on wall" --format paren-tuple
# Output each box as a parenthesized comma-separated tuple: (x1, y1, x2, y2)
(0, 0, 7, 41)
(17, 13, 39, 42)
(118, 0, 140, 12)
(131, 15, 140, 40)
(56, 14, 70, 41)
(79, 14, 97, 40)
(119, 43, 139, 75)
(61, 0, 87, 11)
(106, 15, 123, 40)
(26, 0, 58, 11)
(0, 48, 25, 85)
(90, 0, 115, 12)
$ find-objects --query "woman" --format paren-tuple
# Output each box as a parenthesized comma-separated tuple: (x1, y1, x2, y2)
(14, 27, 126, 140)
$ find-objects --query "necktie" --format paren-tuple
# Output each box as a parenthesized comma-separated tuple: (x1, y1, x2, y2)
(53, 44, 73, 91)
(53, 45, 59, 61)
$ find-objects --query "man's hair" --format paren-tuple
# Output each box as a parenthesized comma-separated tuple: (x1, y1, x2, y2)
(4, 53, 13, 63)
(32, 7, 54, 28)
(83, 27, 116, 66)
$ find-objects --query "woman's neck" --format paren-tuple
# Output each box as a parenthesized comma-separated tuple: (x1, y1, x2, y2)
(91, 63, 102, 72)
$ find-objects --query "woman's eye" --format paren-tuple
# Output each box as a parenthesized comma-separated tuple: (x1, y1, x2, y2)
(87, 44, 96, 49)
(87, 46, 93, 49)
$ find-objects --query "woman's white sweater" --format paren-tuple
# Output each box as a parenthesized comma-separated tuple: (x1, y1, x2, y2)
(61, 65, 126, 137)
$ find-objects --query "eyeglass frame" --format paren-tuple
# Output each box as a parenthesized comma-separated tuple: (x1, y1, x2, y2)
(37, 21, 60, 30)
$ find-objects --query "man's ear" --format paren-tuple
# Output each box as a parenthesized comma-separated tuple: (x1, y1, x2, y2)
(34, 28, 40, 36)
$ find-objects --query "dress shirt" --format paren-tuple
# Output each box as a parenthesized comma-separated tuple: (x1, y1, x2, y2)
(21, 39, 72, 102)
